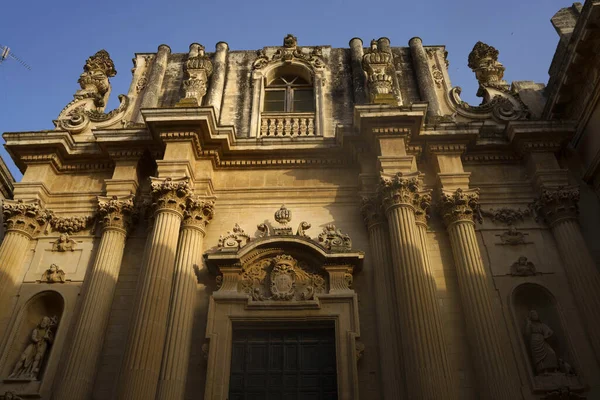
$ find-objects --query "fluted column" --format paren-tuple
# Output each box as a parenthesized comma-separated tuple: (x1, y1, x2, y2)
(206, 41, 228, 121)
(441, 188, 521, 399)
(52, 195, 135, 400)
(534, 186, 600, 361)
(116, 177, 192, 400)
(136, 44, 170, 122)
(0, 200, 48, 318)
(360, 196, 404, 400)
(156, 197, 214, 400)
(379, 174, 456, 400)
(349, 38, 367, 104)
(408, 37, 441, 117)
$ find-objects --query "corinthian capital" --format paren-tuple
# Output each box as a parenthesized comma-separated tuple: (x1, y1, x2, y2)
(378, 173, 422, 212)
(440, 188, 481, 226)
(2, 199, 52, 237)
(150, 177, 193, 216)
(183, 197, 215, 231)
(533, 186, 579, 226)
(413, 190, 432, 225)
(360, 195, 386, 228)
(97, 194, 136, 233)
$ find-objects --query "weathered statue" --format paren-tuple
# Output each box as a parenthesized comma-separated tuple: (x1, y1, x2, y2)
(52, 233, 76, 252)
(8, 316, 55, 380)
(526, 310, 559, 374)
(511, 256, 536, 276)
(41, 264, 65, 283)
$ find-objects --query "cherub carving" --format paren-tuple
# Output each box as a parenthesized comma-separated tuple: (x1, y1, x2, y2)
(510, 256, 536, 276)
(51, 233, 76, 252)
(41, 264, 66, 283)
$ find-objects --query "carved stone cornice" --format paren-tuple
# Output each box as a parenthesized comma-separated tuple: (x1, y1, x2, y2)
(2, 199, 52, 238)
(440, 188, 481, 226)
(150, 177, 193, 216)
(378, 173, 421, 212)
(182, 196, 215, 232)
(532, 186, 580, 226)
(360, 195, 386, 229)
(97, 194, 136, 233)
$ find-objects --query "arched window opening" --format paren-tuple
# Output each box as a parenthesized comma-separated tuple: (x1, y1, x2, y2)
(264, 74, 315, 113)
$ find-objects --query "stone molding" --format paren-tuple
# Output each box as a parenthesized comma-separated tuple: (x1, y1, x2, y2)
(2, 199, 52, 238)
(97, 194, 136, 233)
(150, 177, 193, 217)
(440, 188, 481, 226)
(533, 186, 579, 226)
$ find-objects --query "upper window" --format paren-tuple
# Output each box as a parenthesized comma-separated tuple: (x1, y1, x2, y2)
(264, 75, 315, 113)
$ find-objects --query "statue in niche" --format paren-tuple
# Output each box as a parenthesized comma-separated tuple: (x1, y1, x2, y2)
(526, 310, 559, 374)
(511, 256, 536, 276)
(51, 233, 76, 252)
(8, 316, 57, 380)
(41, 264, 66, 283)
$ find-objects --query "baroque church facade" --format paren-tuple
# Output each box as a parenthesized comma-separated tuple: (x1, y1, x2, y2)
(1, 2, 600, 399)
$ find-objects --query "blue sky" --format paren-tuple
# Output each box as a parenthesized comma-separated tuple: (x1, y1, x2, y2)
(0, 0, 570, 180)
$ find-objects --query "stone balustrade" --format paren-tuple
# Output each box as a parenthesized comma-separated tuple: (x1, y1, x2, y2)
(259, 113, 316, 137)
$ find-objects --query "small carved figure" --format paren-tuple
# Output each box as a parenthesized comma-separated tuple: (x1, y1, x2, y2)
(9, 316, 56, 380)
(499, 226, 528, 245)
(511, 256, 536, 276)
(51, 233, 76, 252)
(41, 264, 66, 283)
(558, 358, 576, 376)
(526, 310, 559, 375)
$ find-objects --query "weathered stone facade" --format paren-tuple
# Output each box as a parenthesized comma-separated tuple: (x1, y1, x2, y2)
(1, 3, 600, 399)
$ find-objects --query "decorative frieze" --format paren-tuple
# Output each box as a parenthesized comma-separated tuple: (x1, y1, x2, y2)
(150, 177, 193, 216)
(533, 186, 579, 226)
(440, 188, 482, 226)
(97, 194, 136, 232)
(50, 215, 95, 234)
(2, 199, 51, 237)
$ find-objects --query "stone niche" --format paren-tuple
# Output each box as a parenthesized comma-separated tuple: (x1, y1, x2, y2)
(511, 283, 585, 393)
(0, 291, 63, 396)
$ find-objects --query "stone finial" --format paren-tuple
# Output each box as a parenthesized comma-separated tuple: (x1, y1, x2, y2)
(283, 34, 298, 48)
(177, 43, 214, 107)
(77, 50, 117, 107)
(274, 205, 291, 226)
(318, 224, 352, 252)
(468, 41, 508, 90)
(362, 38, 395, 104)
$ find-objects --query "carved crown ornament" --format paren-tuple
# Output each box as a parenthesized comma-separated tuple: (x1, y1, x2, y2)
(446, 41, 530, 122)
(362, 38, 396, 104)
(54, 50, 133, 134)
(252, 34, 325, 71)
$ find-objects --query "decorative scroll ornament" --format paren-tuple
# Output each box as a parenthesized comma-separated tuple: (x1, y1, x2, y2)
(252, 34, 324, 70)
(239, 254, 326, 301)
(183, 197, 215, 230)
(510, 256, 536, 276)
(150, 177, 193, 215)
(447, 41, 529, 122)
(256, 205, 311, 238)
(177, 43, 213, 107)
(362, 38, 395, 104)
(51, 234, 76, 252)
(97, 194, 136, 232)
(481, 207, 531, 225)
(431, 64, 444, 88)
(532, 186, 579, 226)
(318, 224, 352, 253)
(218, 224, 251, 249)
(3, 199, 51, 237)
(440, 188, 482, 226)
(54, 50, 132, 134)
(41, 264, 66, 283)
